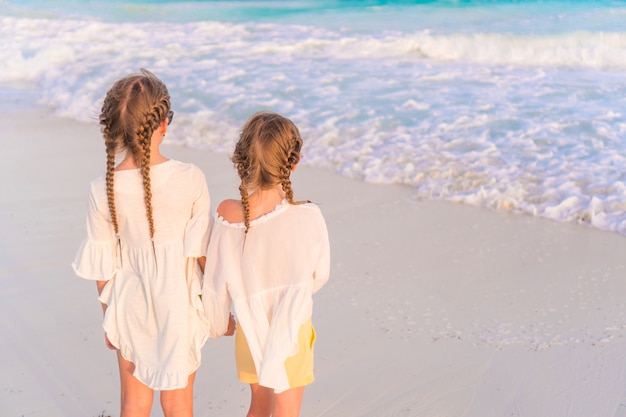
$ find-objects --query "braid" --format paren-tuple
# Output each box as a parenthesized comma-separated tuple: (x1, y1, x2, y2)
(281, 133, 302, 205)
(101, 97, 120, 235)
(136, 104, 166, 240)
(139, 130, 154, 239)
(279, 164, 295, 204)
(234, 142, 252, 233)
(105, 146, 119, 235)
(239, 183, 251, 233)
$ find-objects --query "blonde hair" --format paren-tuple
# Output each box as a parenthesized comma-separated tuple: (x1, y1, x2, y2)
(99, 69, 171, 240)
(232, 111, 303, 233)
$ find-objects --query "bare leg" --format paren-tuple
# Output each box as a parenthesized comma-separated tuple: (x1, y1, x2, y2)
(246, 384, 305, 417)
(160, 372, 196, 417)
(117, 351, 154, 417)
(272, 386, 305, 417)
(247, 383, 273, 417)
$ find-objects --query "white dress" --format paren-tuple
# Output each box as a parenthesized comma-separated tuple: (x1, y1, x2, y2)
(72, 160, 211, 390)
(202, 200, 330, 393)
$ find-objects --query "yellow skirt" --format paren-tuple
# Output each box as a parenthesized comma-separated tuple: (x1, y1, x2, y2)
(235, 319, 316, 388)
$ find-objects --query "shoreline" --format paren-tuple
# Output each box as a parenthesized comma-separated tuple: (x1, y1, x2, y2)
(2, 110, 626, 416)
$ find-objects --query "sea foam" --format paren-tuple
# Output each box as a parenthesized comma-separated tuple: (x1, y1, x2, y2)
(1, 5, 626, 233)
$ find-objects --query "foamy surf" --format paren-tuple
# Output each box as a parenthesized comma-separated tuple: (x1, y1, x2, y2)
(1, 1, 625, 233)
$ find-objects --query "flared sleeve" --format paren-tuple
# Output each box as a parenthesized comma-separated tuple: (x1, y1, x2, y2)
(202, 220, 237, 338)
(72, 180, 118, 281)
(312, 207, 330, 294)
(183, 168, 211, 258)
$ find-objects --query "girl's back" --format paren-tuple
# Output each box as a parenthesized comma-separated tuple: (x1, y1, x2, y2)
(202, 111, 330, 403)
(212, 199, 329, 298)
(87, 160, 209, 247)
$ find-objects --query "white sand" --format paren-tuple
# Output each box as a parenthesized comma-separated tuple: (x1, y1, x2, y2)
(2, 110, 626, 417)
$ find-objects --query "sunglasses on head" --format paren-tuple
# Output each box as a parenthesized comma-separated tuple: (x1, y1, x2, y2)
(167, 110, 174, 125)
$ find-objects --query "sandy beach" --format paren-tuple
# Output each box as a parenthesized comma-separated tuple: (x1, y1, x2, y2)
(2, 109, 626, 417)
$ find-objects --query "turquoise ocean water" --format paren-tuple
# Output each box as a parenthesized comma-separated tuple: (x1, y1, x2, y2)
(2, 0, 626, 232)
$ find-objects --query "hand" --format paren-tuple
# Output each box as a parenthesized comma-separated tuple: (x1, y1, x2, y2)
(105, 333, 116, 350)
(224, 313, 236, 336)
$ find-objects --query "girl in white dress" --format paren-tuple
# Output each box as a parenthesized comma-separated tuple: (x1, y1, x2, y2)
(202, 111, 330, 417)
(72, 69, 230, 417)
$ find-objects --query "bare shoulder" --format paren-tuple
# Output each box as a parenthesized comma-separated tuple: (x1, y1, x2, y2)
(217, 199, 245, 223)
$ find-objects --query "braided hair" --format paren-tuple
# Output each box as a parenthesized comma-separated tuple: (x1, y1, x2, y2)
(232, 111, 304, 233)
(99, 69, 171, 240)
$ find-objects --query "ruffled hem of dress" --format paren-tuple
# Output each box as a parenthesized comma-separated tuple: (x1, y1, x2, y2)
(103, 316, 204, 391)
(72, 239, 117, 281)
(119, 341, 200, 390)
(98, 259, 211, 391)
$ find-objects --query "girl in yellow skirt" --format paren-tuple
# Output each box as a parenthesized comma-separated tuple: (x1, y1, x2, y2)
(202, 111, 330, 416)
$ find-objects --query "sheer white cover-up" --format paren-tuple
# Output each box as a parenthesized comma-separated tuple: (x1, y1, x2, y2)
(72, 160, 211, 390)
(202, 201, 330, 393)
